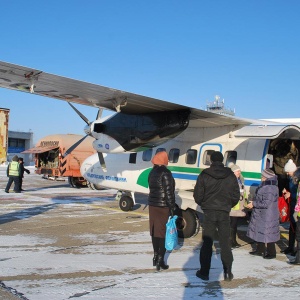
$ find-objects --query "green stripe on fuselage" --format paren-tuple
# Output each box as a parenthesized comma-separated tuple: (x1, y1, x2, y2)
(136, 166, 261, 188)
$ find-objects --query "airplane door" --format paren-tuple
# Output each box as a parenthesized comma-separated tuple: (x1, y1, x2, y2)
(197, 143, 222, 168)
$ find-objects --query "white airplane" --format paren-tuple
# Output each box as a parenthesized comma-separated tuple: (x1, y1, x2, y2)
(1, 61, 300, 238)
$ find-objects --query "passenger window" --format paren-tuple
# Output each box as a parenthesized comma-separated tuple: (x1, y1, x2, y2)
(129, 153, 137, 164)
(142, 148, 153, 161)
(203, 150, 215, 166)
(169, 148, 180, 163)
(156, 148, 166, 154)
(224, 151, 237, 166)
(186, 149, 197, 164)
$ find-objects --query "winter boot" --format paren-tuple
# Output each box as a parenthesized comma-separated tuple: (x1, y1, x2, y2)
(156, 255, 169, 271)
(282, 226, 296, 254)
(224, 267, 234, 281)
(289, 243, 300, 265)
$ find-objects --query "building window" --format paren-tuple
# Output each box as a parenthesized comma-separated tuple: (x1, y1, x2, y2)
(8, 138, 25, 148)
(8, 138, 26, 153)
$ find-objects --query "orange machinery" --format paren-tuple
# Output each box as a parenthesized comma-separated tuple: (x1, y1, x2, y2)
(22, 134, 101, 189)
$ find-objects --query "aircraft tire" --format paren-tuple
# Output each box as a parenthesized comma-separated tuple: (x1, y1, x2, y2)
(68, 177, 89, 188)
(68, 176, 79, 188)
(175, 208, 200, 239)
(119, 196, 134, 211)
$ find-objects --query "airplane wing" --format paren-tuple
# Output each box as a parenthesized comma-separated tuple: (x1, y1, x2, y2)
(0, 61, 250, 128)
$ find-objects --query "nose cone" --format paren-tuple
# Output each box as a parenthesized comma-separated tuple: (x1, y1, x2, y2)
(84, 124, 91, 135)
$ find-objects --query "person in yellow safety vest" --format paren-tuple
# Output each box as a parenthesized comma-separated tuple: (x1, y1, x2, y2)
(5, 155, 21, 193)
(18, 157, 30, 191)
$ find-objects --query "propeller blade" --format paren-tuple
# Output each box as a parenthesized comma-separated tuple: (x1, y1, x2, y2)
(62, 135, 89, 158)
(68, 102, 90, 125)
(96, 108, 103, 120)
(98, 152, 107, 172)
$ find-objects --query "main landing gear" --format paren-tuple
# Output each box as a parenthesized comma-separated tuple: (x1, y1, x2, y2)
(116, 191, 135, 211)
(115, 191, 200, 238)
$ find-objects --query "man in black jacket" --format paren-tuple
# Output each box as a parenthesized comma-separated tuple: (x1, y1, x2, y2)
(193, 151, 240, 281)
(18, 157, 30, 191)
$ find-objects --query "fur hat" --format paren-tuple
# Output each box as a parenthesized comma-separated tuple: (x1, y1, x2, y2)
(261, 168, 275, 179)
(151, 151, 168, 166)
(284, 159, 297, 173)
(230, 164, 241, 172)
(210, 151, 223, 162)
(12, 155, 18, 161)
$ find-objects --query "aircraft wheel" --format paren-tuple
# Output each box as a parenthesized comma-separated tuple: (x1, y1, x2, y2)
(68, 177, 88, 188)
(68, 176, 79, 188)
(175, 208, 200, 239)
(119, 195, 134, 211)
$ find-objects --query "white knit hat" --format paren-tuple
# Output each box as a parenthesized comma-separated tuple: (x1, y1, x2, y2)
(284, 159, 297, 173)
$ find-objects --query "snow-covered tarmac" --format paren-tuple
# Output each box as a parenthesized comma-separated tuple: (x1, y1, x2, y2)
(1, 166, 300, 299)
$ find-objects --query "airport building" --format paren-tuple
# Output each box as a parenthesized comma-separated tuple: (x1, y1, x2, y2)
(7, 130, 34, 165)
(1, 107, 34, 165)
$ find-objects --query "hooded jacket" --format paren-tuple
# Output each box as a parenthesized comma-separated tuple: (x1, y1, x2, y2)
(193, 161, 240, 212)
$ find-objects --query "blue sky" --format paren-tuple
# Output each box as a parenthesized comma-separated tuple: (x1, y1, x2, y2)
(1, 0, 300, 143)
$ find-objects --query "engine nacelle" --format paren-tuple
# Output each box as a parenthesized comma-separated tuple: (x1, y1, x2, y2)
(92, 109, 190, 152)
(92, 134, 126, 153)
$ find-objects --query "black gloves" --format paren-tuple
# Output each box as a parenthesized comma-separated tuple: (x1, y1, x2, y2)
(25, 170, 30, 174)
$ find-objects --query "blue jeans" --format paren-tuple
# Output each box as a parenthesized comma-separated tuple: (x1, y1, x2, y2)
(200, 210, 233, 276)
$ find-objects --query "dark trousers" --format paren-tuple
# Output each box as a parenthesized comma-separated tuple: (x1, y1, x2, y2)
(19, 176, 23, 190)
(200, 210, 233, 276)
(5, 176, 20, 192)
(230, 216, 239, 242)
(288, 200, 297, 249)
(257, 242, 276, 256)
(296, 219, 300, 242)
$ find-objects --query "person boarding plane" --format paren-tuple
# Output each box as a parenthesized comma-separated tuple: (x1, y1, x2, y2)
(1, 61, 300, 238)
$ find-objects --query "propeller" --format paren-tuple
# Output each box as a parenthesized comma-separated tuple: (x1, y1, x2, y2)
(68, 102, 91, 125)
(62, 102, 107, 171)
(62, 135, 89, 158)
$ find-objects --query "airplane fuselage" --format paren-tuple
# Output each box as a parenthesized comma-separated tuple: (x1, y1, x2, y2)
(81, 124, 270, 204)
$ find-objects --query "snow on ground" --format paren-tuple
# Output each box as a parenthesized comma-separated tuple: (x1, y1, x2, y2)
(1, 166, 300, 299)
